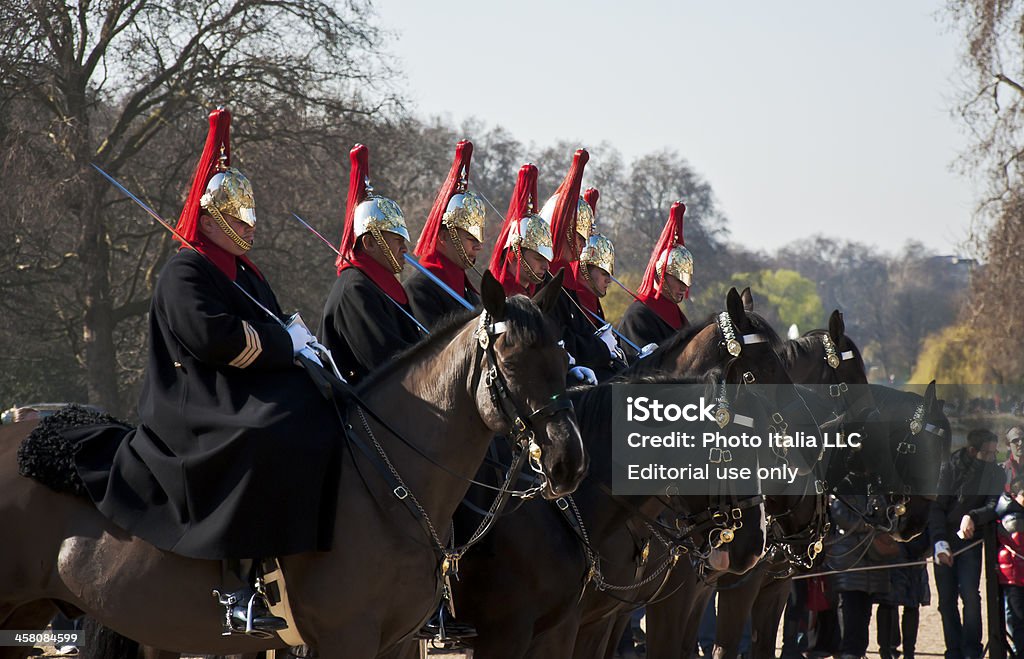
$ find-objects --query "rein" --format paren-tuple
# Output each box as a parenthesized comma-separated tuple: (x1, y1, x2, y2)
(340, 309, 574, 599)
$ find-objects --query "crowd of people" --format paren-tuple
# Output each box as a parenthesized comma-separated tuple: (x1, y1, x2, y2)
(713, 425, 1024, 659)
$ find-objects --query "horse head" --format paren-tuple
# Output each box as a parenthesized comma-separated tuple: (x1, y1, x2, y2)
(474, 270, 587, 499)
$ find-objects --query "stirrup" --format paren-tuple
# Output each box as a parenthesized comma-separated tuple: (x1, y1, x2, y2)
(212, 588, 278, 639)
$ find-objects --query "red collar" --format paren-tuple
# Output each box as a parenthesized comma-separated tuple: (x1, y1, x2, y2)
(639, 291, 686, 330)
(185, 237, 263, 282)
(340, 249, 409, 305)
(572, 266, 603, 320)
(419, 251, 478, 297)
(492, 252, 536, 297)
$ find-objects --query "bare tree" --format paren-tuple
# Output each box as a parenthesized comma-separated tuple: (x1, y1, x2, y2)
(0, 0, 394, 413)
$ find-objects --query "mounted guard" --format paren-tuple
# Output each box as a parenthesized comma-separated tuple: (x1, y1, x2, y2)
(489, 163, 555, 297)
(575, 188, 616, 320)
(68, 108, 344, 636)
(406, 140, 485, 328)
(541, 150, 625, 380)
(619, 201, 693, 348)
(319, 144, 423, 383)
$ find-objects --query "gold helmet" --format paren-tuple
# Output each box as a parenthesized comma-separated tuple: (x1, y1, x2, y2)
(353, 182, 409, 242)
(443, 189, 486, 242)
(200, 167, 256, 251)
(580, 232, 615, 277)
(656, 244, 694, 287)
(540, 195, 593, 241)
(506, 212, 554, 262)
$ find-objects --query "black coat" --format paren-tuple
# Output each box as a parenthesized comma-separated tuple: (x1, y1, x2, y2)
(826, 495, 892, 595)
(551, 284, 625, 381)
(405, 269, 479, 330)
(928, 447, 1005, 551)
(619, 299, 679, 351)
(319, 266, 422, 384)
(73, 249, 341, 560)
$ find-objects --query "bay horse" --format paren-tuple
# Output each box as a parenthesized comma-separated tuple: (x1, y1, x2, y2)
(0, 271, 587, 659)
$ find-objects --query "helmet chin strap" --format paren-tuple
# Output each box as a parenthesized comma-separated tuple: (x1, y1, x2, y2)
(579, 263, 606, 298)
(445, 224, 475, 269)
(207, 207, 252, 251)
(512, 243, 544, 285)
(370, 228, 403, 274)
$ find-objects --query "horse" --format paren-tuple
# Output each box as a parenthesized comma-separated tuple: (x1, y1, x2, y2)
(690, 309, 950, 659)
(0, 271, 587, 659)
(376, 288, 798, 659)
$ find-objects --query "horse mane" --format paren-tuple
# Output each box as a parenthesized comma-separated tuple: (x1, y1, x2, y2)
(357, 295, 557, 392)
(743, 309, 787, 358)
(784, 328, 866, 374)
(570, 372, 718, 432)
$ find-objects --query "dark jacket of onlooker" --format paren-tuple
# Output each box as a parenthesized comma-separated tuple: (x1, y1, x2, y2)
(928, 447, 1005, 551)
(827, 494, 891, 595)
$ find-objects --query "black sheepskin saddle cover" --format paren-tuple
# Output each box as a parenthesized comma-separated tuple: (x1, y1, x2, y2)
(18, 404, 132, 497)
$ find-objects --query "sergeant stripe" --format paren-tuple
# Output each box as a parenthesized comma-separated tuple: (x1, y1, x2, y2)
(228, 321, 262, 368)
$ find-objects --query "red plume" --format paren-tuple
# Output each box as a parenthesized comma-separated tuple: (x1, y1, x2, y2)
(337, 144, 371, 271)
(638, 201, 686, 298)
(490, 163, 539, 295)
(415, 140, 473, 259)
(548, 148, 589, 263)
(583, 188, 599, 215)
(175, 108, 231, 244)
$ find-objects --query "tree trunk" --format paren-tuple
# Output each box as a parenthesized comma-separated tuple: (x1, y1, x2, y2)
(79, 176, 122, 415)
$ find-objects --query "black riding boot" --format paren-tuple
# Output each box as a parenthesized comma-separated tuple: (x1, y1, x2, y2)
(212, 558, 287, 637)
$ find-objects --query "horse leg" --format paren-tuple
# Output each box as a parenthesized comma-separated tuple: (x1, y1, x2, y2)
(0, 600, 58, 659)
(748, 575, 792, 659)
(568, 616, 615, 659)
(600, 612, 633, 659)
(644, 562, 709, 659)
(524, 610, 581, 659)
(713, 570, 766, 659)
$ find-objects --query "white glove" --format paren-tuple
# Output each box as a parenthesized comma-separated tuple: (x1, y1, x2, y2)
(296, 345, 324, 367)
(569, 366, 597, 385)
(934, 540, 952, 565)
(559, 341, 577, 367)
(639, 343, 659, 359)
(597, 325, 618, 359)
(286, 314, 323, 367)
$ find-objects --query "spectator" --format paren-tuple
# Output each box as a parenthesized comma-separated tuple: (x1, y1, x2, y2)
(997, 474, 1024, 658)
(826, 484, 891, 659)
(875, 533, 931, 659)
(929, 427, 1006, 659)
(1006, 426, 1023, 490)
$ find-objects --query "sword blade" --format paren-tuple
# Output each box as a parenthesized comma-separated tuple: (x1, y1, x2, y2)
(91, 163, 286, 329)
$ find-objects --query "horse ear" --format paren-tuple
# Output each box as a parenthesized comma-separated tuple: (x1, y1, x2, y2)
(740, 287, 754, 312)
(532, 269, 564, 316)
(924, 380, 937, 413)
(481, 270, 507, 321)
(726, 287, 745, 327)
(828, 310, 845, 342)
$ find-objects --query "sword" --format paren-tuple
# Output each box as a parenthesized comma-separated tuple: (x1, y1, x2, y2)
(403, 254, 475, 311)
(289, 213, 430, 335)
(91, 163, 345, 379)
(92, 163, 286, 330)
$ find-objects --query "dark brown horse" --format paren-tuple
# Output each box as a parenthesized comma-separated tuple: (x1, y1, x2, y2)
(0, 272, 587, 659)
(421, 288, 818, 659)
(690, 312, 950, 659)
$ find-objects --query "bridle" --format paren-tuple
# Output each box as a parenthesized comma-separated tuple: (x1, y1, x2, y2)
(473, 311, 575, 476)
(344, 308, 578, 615)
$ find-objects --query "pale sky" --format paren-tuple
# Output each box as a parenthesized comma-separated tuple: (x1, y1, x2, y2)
(374, 0, 977, 256)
